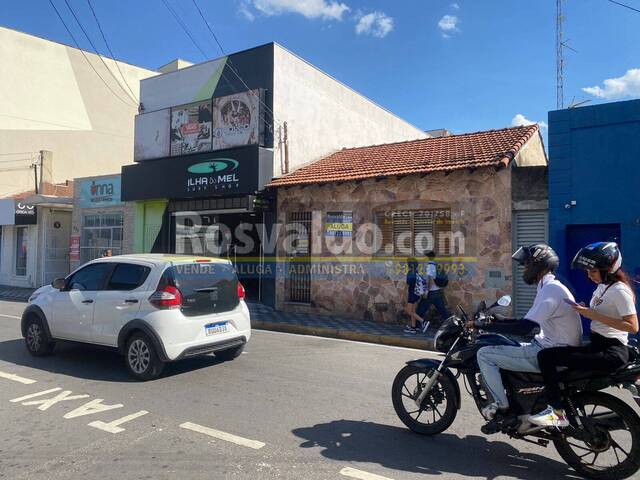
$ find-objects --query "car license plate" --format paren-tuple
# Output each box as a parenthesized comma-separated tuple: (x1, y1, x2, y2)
(205, 322, 229, 336)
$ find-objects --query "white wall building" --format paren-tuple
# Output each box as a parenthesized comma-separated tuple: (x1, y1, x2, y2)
(0, 27, 156, 287)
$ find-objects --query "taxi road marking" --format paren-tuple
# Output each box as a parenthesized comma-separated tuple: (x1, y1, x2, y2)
(0, 370, 37, 384)
(88, 410, 150, 434)
(340, 467, 394, 480)
(180, 421, 266, 450)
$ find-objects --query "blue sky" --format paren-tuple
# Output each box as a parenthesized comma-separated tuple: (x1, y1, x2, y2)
(3, 0, 640, 139)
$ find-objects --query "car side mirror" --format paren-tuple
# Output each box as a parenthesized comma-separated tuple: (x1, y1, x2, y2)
(52, 278, 66, 290)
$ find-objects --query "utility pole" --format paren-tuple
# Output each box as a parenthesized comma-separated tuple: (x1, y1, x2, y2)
(32, 152, 41, 194)
(556, 0, 565, 109)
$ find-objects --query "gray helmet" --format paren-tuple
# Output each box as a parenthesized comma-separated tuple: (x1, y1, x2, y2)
(512, 243, 559, 285)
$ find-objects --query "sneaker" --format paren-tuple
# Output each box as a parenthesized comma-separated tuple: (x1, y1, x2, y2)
(528, 405, 569, 428)
(421, 321, 430, 334)
(481, 402, 499, 421)
(403, 326, 417, 334)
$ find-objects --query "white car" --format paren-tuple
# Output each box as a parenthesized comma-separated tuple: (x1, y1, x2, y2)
(22, 254, 251, 380)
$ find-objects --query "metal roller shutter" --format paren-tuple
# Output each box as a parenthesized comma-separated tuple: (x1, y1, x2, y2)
(513, 210, 548, 317)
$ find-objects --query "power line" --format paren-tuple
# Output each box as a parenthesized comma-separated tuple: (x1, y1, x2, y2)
(190, 0, 225, 55)
(190, 0, 277, 131)
(0, 157, 34, 164)
(85, 0, 140, 103)
(47, 0, 137, 108)
(0, 151, 37, 156)
(160, 0, 208, 60)
(61, 0, 138, 106)
(0, 166, 33, 173)
(607, 0, 640, 14)
(161, 0, 275, 133)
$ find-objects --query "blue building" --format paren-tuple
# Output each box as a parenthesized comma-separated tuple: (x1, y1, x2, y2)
(548, 99, 640, 322)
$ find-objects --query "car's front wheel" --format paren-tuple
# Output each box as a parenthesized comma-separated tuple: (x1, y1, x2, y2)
(24, 315, 55, 356)
(125, 332, 164, 381)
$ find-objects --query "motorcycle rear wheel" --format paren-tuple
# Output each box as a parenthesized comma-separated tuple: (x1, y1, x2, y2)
(392, 365, 458, 436)
(554, 391, 640, 480)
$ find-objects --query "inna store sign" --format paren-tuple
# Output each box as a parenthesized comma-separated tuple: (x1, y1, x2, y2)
(79, 177, 122, 208)
(121, 146, 266, 201)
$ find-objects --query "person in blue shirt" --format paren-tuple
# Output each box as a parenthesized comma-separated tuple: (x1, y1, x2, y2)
(403, 257, 427, 334)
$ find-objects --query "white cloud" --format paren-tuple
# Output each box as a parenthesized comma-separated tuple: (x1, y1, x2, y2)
(582, 68, 640, 100)
(239, 1, 256, 21)
(511, 113, 548, 130)
(250, 0, 350, 20)
(355, 11, 394, 38)
(438, 15, 459, 37)
(451, 2, 460, 9)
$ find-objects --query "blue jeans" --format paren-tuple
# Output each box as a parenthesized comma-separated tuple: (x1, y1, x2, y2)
(416, 290, 449, 322)
(476, 343, 543, 410)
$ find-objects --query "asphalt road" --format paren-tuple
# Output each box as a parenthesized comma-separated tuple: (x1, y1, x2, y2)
(0, 300, 628, 480)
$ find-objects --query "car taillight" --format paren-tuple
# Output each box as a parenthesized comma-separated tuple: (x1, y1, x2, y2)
(149, 285, 182, 309)
(237, 282, 245, 300)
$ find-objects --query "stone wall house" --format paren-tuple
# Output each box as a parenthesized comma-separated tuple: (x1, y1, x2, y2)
(268, 125, 547, 323)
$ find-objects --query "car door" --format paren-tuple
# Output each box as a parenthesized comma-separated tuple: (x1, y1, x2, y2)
(50, 262, 114, 342)
(91, 262, 152, 346)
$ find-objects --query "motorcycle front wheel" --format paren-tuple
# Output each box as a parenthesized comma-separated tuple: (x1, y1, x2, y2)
(554, 391, 640, 480)
(392, 365, 458, 436)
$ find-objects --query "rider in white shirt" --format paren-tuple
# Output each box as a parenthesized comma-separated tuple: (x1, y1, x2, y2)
(530, 242, 638, 427)
(474, 244, 583, 430)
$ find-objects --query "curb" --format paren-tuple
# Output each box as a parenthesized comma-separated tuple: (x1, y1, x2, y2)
(252, 320, 435, 351)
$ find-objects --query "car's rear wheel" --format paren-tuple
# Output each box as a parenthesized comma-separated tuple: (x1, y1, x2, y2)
(125, 332, 164, 381)
(24, 316, 55, 356)
(214, 344, 245, 361)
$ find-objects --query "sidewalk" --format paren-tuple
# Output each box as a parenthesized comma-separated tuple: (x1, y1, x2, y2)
(0, 285, 34, 302)
(0, 285, 434, 350)
(248, 302, 434, 350)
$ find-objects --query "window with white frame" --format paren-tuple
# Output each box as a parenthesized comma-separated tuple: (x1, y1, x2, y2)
(80, 212, 123, 263)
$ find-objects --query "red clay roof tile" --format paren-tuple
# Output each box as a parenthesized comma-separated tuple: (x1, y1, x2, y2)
(268, 125, 539, 187)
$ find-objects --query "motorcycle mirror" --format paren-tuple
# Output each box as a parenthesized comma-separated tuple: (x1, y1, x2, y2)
(497, 295, 512, 307)
(476, 300, 487, 315)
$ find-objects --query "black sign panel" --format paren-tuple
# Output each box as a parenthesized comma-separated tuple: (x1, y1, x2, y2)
(14, 201, 37, 225)
(122, 146, 262, 201)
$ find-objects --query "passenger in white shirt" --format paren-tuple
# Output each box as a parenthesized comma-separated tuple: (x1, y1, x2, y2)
(530, 242, 638, 428)
(474, 244, 583, 426)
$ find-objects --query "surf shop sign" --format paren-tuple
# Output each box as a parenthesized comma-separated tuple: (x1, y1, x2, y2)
(186, 158, 240, 193)
(120, 146, 267, 201)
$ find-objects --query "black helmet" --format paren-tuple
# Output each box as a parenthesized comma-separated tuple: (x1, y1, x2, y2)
(512, 243, 559, 285)
(571, 242, 622, 277)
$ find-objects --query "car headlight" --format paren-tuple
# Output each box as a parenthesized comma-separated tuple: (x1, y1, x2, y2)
(28, 293, 39, 303)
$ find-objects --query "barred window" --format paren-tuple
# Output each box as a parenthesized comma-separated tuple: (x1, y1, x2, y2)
(374, 209, 451, 257)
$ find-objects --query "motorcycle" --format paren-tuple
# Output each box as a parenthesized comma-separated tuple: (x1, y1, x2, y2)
(392, 295, 640, 480)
